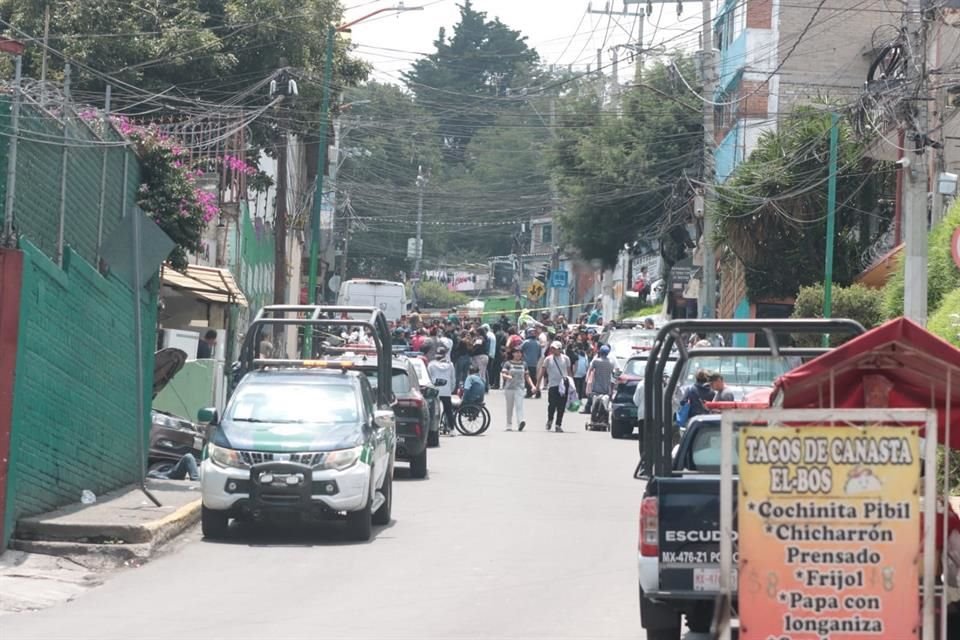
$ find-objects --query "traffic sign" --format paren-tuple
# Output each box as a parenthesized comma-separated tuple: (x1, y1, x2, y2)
(550, 270, 569, 288)
(527, 280, 545, 300)
(406, 238, 422, 259)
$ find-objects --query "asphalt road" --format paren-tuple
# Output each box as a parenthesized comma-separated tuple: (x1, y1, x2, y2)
(1, 391, 708, 640)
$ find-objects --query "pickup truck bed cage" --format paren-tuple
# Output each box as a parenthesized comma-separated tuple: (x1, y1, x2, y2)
(639, 318, 866, 478)
(236, 305, 393, 407)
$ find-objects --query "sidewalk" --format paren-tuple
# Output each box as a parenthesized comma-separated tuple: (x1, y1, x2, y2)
(12, 479, 201, 560)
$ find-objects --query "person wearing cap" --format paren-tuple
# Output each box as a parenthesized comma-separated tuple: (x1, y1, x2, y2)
(585, 344, 616, 414)
(428, 347, 457, 435)
(521, 328, 542, 398)
(501, 347, 533, 431)
(538, 340, 572, 432)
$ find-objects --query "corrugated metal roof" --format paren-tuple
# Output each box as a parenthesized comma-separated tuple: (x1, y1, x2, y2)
(161, 263, 248, 307)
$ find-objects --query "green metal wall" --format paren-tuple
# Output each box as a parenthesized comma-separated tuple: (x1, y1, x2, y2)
(3, 241, 156, 546)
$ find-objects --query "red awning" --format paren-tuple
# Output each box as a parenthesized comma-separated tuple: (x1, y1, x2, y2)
(771, 317, 960, 449)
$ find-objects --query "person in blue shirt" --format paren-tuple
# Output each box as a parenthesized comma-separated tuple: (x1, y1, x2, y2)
(520, 329, 542, 399)
(462, 365, 487, 406)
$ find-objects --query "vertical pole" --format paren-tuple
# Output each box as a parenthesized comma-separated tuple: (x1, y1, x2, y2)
(2, 56, 22, 246)
(274, 135, 288, 306)
(903, 0, 929, 326)
(636, 10, 644, 84)
(131, 206, 161, 508)
(823, 113, 840, 316)
(822, 113, 840, 346)
(121, 153, 129, 219)
(39, 5, 50, 106)
(96, 85, 111, 265)
(308, 25, 336, 306)
(304, 24, 335, 357)
(413, 167, 425, 308)
(56, 63, 70, 268)
(340, 193, 351, 282)
(700, 0, 717, 319)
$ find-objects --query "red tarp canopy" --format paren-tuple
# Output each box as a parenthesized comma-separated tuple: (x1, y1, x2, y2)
(771, 317, 960, 449)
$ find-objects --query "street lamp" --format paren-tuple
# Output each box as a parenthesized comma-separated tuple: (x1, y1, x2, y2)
(303, 4, 422, 356)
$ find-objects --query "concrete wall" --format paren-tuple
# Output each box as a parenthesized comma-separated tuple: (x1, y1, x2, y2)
(3, 241, 157, 547)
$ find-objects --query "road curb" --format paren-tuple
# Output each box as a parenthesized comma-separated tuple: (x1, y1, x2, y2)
(12, 499, 200, 558)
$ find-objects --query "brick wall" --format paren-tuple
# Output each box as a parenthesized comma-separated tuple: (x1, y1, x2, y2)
(777, 0, 883, 111)
(746, 0, 773, 28)
(719, 257, 748, 319)
(2, 241, 156, 547)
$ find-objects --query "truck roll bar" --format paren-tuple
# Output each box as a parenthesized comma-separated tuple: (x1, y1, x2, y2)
(639, 318, 865, 479)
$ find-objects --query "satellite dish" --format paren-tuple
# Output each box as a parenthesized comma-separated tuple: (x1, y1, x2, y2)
(328, 275, 341, 293)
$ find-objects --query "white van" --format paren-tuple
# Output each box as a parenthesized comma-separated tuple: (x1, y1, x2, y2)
(336, 279, 407, 323)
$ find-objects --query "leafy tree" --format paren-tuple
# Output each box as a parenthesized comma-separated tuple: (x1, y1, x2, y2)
(883, 203, 960, 318)
(791, 283, 886, 346)
(927, 288, 960, 347)
(550, 57, 703, 268)
(403, 0, 539, 164)
(715, 108, 894, 300)
(335, 82, 442, 278)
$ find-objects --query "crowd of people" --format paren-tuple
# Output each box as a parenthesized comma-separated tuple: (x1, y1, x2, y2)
(388, 309, 634, 434)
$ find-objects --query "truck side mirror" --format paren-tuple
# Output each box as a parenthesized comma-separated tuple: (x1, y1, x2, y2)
(197, 407, 219, 425)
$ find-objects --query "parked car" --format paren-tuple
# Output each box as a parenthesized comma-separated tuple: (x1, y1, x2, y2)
(150, 348, 204, 473)
(602, 328, 658, 366)
(407, 357, 441, 447)
(343, 354, 430, 479)
(609, 355, 676, 440)
(200, 368, 395, 540)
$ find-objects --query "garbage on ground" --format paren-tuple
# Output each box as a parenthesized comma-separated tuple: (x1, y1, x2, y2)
(80, 490, 97, 505)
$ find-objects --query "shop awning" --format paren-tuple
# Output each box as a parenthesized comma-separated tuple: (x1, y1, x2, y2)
(771, 317, 960, 448)
(161, 264, 248, 307)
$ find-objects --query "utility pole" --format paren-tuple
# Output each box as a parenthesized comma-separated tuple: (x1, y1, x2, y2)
(271, 65, 293, 306)
(903, 0, 930, 325)
(412, 166, 426, 308)
(699, 0, 717, 319)
(622, 0, 645, 83)
(340, 192, 351, 282)
(822, 112, 840, 340)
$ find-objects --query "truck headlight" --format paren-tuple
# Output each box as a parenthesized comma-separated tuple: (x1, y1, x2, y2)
(317, 446, 363, 471)
(209, 443, 249, 469)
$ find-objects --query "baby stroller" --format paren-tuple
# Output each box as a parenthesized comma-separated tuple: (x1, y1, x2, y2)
(586, 393, 611, 431)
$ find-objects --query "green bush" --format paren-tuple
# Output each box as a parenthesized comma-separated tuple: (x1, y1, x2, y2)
(413, 280, 469, 309)
(621, 297, 661, 319)
(927, 288, 960, 347)
(791, 283, 886, 346)
(884, 204, 960, 318)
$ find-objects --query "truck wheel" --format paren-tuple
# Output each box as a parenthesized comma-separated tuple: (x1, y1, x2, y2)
(346, 497, 373, 541)
(646, 630, 681, 640)
(640, 587, 681, 640)
(201, 506, 229, 539)
(410, 447, 428, 479)
(610, 420, 628, 439)
(427, 430, 440, 448)
(686, 607, 713, 633)
(372, 466, 393, 526)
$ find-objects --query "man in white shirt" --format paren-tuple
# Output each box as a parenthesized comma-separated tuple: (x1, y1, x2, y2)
(537, 341, 572, 433)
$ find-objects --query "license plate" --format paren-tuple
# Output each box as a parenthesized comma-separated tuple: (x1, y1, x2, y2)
(693, 568, 735, 592)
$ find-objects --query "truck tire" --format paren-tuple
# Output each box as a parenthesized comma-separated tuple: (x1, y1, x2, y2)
(610, 420, 629, 439)
(646, 630, 681, 640)
(640, 587, 681, 640)
(686, 606, 713, 633)
(372, 466, 393, 526)
(427, 430, 440, 447)
(410, 447, 428, 479)
(346, 497, 373, 541)
(201, 506, 229, 539)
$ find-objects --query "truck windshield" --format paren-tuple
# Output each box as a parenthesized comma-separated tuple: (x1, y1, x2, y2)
(689, 424, 739, 472)
(227, 383, 360, 424)
(680, 355, 792, 387)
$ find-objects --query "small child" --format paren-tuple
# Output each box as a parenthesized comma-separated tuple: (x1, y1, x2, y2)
(462, 365, 487, 406)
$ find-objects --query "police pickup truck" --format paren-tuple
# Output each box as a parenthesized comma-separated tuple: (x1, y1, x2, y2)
(200, 305, 397, 542)
(635, 319, 865, 640)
